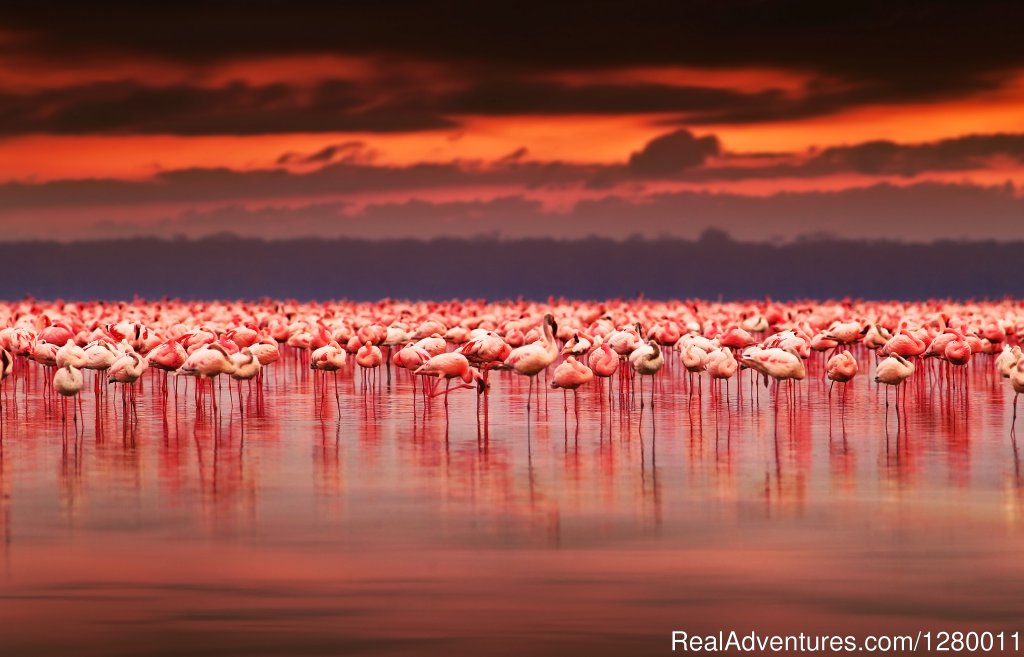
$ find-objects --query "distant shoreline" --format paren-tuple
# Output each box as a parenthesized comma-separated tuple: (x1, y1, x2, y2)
(1, 233, 1018, 301)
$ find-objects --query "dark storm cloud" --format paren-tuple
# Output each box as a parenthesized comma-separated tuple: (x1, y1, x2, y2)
(438, 80, 784, 116)
(435, 75, 1005, 126)
(4, 2, 1021, 83)
(3, 131, 1023, 209)
(0, 75, 984, 137)
(276, 141, 373, 165)
(495, 148, 529, 164)
(662, 133, 1024, 181)
(0, 160, 602, 208)
(627, 129, 721, 174)
(0, 81, 453, 135)
(85, 181, 1024, 243)
(809, 133, 1024, 176)
(620, 131, 1024, 182)
(1, 2, 1022, 131)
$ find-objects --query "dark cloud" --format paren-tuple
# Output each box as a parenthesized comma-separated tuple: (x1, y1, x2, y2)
(435, 75, 1008, 127)
(0, 74, 1002, 138)
(810, 133, 1024, 176)
(0, 81, 453, 135)
(496, 148, 529, 164)
(4, 2, 1022, 87)
(439, 80, 785, 117)
(0, 75, 962, 136)
(0, 159, 602, 208)
(623, 131, 1024, 182)
(3, 131, 1024, 209)
(276, 141, 374, 165)
(627, 129, 720, 175)
(0, 3, 1021, 131)
(80, 181, 1024, 243)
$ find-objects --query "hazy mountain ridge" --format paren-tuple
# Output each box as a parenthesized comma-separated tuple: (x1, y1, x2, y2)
(3, 233, 1018, 301)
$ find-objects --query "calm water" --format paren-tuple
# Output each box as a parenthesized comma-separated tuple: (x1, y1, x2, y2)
(2, 350, 1023, 656)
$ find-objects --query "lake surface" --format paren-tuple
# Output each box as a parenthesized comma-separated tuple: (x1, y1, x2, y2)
(2, 349, 1023, 656)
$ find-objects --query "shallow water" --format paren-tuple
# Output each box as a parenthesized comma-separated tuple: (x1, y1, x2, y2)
(2, 350, 1023, 656)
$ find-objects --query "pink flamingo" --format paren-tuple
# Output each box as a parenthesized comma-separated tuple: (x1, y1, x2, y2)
(108, 350, 148, 416)
(875, 353, 915, 418)
(826, 351, 858, 397)
(706, 347, 738, 404)
(589, 342, 619, 408)
(1011, 359, 1024, 430)
(53, 364, 84, 429)
(179, 345, 234, 412)
(502, 314, 559, 413)
(355, 342, 383, 393)
(311, 341, 347, 405)
(414, 352, 483, 423)
(629, 339, 664, 409)
(551, 356, 593, 422)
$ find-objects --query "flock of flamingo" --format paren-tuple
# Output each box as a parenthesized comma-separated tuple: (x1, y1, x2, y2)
(0, 298, 1023, 435)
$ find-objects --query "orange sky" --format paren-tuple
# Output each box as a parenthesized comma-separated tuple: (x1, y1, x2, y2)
(1, 4, 1023, 241)
(3, 96, 1024, 183)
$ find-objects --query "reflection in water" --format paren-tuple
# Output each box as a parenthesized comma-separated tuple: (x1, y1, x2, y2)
(1, 347, 1023, 656)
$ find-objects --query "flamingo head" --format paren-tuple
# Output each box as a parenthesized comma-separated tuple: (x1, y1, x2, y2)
(462, 366, 486, 391)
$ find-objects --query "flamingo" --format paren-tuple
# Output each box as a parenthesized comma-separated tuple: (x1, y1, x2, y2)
(706, 348, 738, 382)
(311, 341, 347, 405)
(588, 342, 619, 407)
(180, 344, 235, 379)
(381, 323, 411, 386)
(875, 353, 915, 415)
(862, 324, 893, 350)
(562, 332, 595, 357)
(551, 356, 594, 421)
(392, 343, 431, 372)
(353, 341, 383, 398)
(457, 330, 509, 412)
(82, 340, 120, 397)
(607, 324, 642, 357)
(224, 325, 259, 348)
(1011, 359, 1024, 430)
(502, 314, 558, 412)
(589, 343, 619, 378)
(414, 352, 483, 423)
(413, 334, 447, 358)
(881, 323, 927, 358)
(629, 339, 664, 409)
(311, 341, 347, 371)
(824, 321, 866, 345)
(147, 339, 187, 372)
(38, 321, 75, 346)
(56, 340, 88, 369)
(230, 348, 261, 380)
(742, 347, 806, 383)
(680, 343, 709, 377)
(230, 348, 262, 414)
(0, 348, 11, 383)
(997, 345, 1022, 378)
(718, 326, 755, 351)
(742, 346, 806, 409)
(53, 364, 84, 427)
(459, 330, 511, 374)
(0, 347, 11, 411)
(108, 351, 148, 415)
(30, 340, 59, 368)
(179, 344, 234, 412)
(83, 340, 119, 371)
(826, 351, 858, 397)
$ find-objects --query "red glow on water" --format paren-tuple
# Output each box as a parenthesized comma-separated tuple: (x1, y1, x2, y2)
(1, 298, 1023, 654)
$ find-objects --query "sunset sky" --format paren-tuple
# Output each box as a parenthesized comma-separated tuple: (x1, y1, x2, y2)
(1, 2, 1023, 241)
